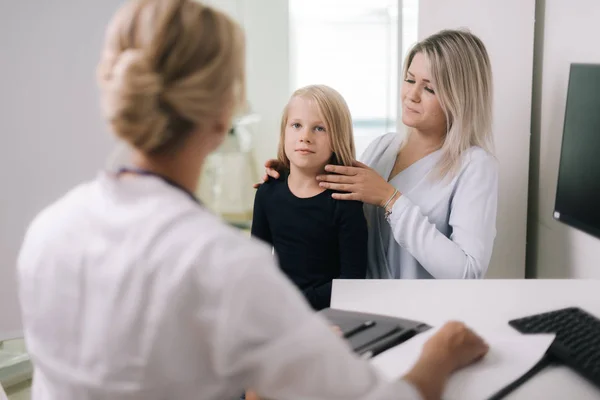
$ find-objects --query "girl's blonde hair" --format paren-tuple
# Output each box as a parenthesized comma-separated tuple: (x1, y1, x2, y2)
(403, 29, 494, 178)
(97, 0, 245, 154)
(277, 85, 355, 168)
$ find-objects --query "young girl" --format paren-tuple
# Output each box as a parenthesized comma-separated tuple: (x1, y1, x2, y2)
(251, 84, 368, 311)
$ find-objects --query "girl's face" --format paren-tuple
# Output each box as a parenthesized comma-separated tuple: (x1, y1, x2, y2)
(284, 96, 333, 172)
(401, 52, 447, 136)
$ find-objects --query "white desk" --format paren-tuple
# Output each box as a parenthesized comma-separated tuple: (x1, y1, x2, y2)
(331, 279, 600, 400)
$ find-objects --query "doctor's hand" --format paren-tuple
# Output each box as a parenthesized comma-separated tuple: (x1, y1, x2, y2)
(252, 159, 285, 189)
(404, 321, 489, 400)
(421, 321, 489, 372)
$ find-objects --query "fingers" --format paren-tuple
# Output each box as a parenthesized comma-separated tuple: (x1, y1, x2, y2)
(446, 321, 487, 347)
(253, 171, 276, 189)
(462, 331, 488, 358)
(331, 192, 361, 201)
(253, 174, 268, 189)
(324, 164, 359, 176)
(264, 159, 279, 168)
(454, 323, 489, 364)
(473, 335, 490, 357)
(264, 159, 283, 180)
(424, 321, 490, 372)
(316, 174, 355, 184)
(319, 182, 353, 192)
(266, 168, 280, 179)
(449, 321, 488, 350)
(405, 322, 490, 400)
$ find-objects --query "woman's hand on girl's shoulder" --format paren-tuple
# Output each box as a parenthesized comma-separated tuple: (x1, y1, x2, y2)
(253, 159, 285, 189)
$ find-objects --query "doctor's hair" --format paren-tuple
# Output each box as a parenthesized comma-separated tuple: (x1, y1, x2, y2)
(97, 0, 246, 155)
(277, 84, 356, 168)
(403, 29, 494, 178)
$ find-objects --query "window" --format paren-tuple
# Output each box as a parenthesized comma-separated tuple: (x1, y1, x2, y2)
(289, 0, 418, 157)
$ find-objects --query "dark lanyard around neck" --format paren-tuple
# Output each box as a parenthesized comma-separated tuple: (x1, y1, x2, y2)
(116, 167, 202, 206)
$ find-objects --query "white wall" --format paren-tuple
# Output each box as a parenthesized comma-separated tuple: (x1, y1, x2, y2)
(527, 0, 600, 278)
(0, 1, 123, 339)
(417, 0, 536, 279)
(208, 0, 290, 174)
(243, 0, 290, 173)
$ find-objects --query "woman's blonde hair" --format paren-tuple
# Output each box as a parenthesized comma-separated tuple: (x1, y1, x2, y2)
(277, 85, 355, 168)
(97, 0, 245, 154)
(403, 29, 494, 178)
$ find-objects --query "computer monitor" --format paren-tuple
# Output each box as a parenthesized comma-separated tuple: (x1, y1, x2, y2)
(553, 63, 600, 240)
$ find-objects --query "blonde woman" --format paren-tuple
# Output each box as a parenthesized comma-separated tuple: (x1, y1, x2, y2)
(18, 2, 489, 400)
(251, 85, 368, 311)
(263, 29, 499, 280)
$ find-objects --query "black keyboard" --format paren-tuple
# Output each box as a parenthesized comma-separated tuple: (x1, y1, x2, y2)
(509, 307, 600, 389)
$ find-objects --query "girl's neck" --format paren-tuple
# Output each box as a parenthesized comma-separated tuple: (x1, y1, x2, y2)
(287, 164, 325, 198)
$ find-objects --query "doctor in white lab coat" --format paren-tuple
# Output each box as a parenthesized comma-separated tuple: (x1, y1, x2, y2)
(17, 1, 489, 400)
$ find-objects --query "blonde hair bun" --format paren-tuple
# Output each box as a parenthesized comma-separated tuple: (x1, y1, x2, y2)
(97, 0, 246, 154)
(101, 49, 169, 153)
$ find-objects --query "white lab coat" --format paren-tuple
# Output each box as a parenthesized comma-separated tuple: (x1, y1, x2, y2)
(17, 172, 421, 400)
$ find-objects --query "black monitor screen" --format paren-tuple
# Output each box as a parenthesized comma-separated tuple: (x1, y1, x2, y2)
(554, 63, 600, 239)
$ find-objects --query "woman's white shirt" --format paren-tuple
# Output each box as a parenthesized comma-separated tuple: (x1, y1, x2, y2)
(361, 133, 499, 279)
(17, 173, 421, 400)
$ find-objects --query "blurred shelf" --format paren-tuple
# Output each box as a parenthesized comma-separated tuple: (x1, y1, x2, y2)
(0, 350, 32, 392)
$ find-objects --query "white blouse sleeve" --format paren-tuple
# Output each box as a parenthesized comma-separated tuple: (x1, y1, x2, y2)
(196, 236, 422, 400)
(387, 152, 499, 279)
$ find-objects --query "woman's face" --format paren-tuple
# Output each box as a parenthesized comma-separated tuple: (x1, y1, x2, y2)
(401, 52, 447, 136)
